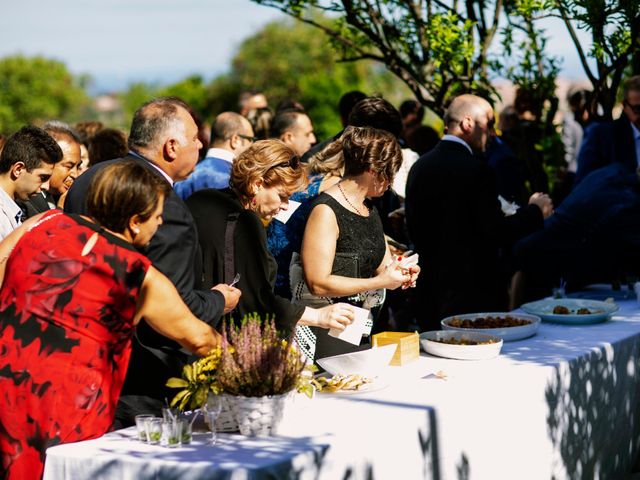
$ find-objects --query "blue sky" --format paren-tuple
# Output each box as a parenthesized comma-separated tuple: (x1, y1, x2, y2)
(1, 0, 591, 93)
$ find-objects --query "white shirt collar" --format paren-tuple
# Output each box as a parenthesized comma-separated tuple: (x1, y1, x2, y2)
(205, 148, 234, 164)
(0, 186, 22, 225)
(631, 122, 640, 140)
(129, 150, 174, 186)
(442, 134, 473, 154)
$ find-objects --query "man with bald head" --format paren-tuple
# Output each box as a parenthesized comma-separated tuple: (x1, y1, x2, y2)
(65, 97, 241, 425)
(406, 94, 553, 331)
(174, 111, 254, 200)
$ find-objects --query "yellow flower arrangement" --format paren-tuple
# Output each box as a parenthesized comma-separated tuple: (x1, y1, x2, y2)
(166, 346, 225, 411)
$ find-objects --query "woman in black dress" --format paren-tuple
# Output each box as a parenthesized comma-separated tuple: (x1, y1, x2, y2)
(186, 140, 355, 337)
(297, 127, 420, 360)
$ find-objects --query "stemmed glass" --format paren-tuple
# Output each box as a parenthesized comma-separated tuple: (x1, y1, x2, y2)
(203, 395, 223, 445)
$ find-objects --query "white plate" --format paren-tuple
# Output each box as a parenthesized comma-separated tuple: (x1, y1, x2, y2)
(314, 373, 388, 395)
(441, 312, 540, 342)
(420, 331, 503, 360)
(520, 298, 618, 325)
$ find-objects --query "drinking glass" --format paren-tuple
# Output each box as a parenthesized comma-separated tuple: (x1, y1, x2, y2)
(179, 418, 192, 445)
(134, 414, 156, 443)
(162, 406, 179, 423)
(203, 395, 223, 445)
(161, 420, 181, 448)
(145, 418, 163, 445)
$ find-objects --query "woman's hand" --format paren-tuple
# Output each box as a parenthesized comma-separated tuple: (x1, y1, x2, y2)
(377, 262, 409, 290)
(316, 303, 355, 330)
(402, 265, 420, 289)
(299, 303, 355, 331)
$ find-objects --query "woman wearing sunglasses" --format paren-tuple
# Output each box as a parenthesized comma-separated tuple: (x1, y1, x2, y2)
(186, 139, 355, 336)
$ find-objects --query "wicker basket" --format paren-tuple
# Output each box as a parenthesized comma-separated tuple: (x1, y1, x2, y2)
(203, 394, 239, 433)
(228, 393, 289, 436)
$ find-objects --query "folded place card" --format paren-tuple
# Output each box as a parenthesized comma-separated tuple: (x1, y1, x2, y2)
(274, 200, 301, 224)
(328, 305, 371, 345)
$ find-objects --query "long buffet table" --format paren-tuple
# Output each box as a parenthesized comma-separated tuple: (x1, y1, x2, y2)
(44, 292, 640, 479)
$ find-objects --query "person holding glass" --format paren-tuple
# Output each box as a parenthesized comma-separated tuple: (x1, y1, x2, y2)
(0, 161, 222, 479)
(186, 139, 355, 336)
(295, 127, 420, 360)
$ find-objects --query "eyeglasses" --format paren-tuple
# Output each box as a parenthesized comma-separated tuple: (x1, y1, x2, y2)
(624, 100, 640, 115)
(267, 155, 301, 172)
(238, 134, 256, 143)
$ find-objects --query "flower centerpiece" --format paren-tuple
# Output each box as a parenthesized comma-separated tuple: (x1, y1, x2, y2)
(167, 313, 314, 436)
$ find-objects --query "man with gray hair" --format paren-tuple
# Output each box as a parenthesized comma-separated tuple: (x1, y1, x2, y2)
(65, 97, 241, 425)
(174, 111, 254, 200)
(406, 94, 553, 331)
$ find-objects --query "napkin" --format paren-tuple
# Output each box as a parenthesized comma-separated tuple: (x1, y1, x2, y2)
(328, 305, 372, 345)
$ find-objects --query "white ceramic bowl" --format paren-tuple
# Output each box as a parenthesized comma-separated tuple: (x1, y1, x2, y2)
(420, 331, 503, 360)
(441, 312, 540, 342)
(316, 344, 397, 378)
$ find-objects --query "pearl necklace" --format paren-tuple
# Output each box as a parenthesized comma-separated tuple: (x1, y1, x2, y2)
(337, 182, 368, 216)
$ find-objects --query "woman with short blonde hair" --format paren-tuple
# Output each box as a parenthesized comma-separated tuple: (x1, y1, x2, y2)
(187, 139, 355, 336)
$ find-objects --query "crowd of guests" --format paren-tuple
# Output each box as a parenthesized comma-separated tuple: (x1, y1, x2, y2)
(1, 76, 639, 479)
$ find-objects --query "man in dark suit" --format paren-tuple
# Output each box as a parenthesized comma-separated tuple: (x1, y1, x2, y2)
(514, 161, 640, 300)
(65, 97, 241, 425)
(405, 94, 553, 331)
(575, 76, 640, 184)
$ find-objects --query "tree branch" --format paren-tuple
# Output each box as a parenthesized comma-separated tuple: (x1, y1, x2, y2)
(554, 0, 596, 85)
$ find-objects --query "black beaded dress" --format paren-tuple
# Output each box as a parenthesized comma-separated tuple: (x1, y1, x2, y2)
(306, 193, 386, 360)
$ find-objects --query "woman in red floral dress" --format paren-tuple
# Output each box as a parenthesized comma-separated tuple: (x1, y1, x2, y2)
(0, 161, 221, 480)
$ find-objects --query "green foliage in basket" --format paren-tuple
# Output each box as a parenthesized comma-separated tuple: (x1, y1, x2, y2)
(217, 313, 311, 397)
(167, 314, 316, 409)
(166, 346, 223, 411)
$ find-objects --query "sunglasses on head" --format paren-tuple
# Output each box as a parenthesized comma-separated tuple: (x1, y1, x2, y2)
(624, 100, 640, 115)
(267, 155, 300, 171)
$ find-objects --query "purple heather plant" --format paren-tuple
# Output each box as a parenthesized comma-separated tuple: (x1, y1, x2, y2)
(217, 314, 306, 397)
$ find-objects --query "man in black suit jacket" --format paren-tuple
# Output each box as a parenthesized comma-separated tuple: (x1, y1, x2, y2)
(405, 94, 553, 331)
(575, 76, 640, 184)
(65, 97, 241, 425)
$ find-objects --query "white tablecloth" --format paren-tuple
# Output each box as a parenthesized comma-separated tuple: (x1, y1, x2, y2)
(44, 294, 640, 479)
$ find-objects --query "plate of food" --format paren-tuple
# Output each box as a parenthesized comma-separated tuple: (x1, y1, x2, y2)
(419, 331, 503, 360)
(312, 373, 387, 395)
(520, 298, 618, 324)
(441, 312, 540, 341)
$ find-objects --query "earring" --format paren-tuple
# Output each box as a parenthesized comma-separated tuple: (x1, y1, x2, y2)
(133, 228, 140, 235)
(251, 198, 257, 206)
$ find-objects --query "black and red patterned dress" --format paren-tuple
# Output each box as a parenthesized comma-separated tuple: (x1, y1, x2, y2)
(0, 211, 151, 479)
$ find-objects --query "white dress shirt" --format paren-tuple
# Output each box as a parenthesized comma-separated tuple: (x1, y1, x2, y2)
(0, 187, 23, 240)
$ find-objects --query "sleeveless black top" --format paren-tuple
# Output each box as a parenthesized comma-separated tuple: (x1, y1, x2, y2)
(311, 192, 386, 280)
(306, 193, 387, 360)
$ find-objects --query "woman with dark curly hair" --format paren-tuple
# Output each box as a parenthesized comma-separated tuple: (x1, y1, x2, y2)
(0, 161, 221, 480)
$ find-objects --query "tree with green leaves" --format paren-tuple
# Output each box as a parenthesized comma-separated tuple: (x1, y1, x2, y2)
(252, 0, 503, 114)
(0, 55, 89, 134)
(552, 0, 640, 119)
(213, 17, 411, 138)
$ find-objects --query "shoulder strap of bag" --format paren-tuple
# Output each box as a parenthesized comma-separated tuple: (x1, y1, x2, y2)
(224, 211, 240, 284)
